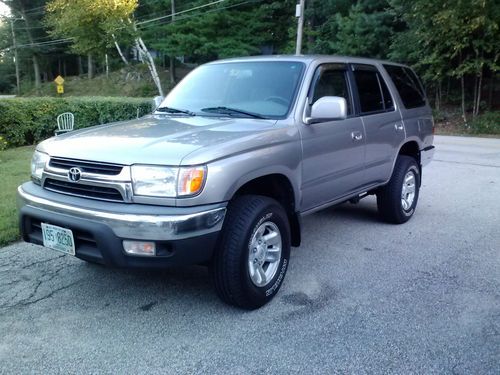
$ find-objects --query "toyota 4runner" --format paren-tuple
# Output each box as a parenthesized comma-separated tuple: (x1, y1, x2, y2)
(17, 56, 435, 309)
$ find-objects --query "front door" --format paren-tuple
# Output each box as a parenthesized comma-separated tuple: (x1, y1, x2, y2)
(299, 64, 366, 211)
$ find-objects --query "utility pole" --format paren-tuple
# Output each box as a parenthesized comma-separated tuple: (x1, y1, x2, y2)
(169, 0, 176, 86)
(10, 18, 21, 96)
(295, 0, 305, 55)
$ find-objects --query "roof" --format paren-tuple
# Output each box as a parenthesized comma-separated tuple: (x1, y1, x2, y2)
(208, 54, 408, 68)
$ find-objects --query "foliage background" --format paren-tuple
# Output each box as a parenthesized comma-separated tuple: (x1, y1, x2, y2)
(0, 97, 153, 147)
(0, 0, 499, 134)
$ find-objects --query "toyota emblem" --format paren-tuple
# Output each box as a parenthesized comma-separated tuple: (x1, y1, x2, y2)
(68, 167, 82, 182)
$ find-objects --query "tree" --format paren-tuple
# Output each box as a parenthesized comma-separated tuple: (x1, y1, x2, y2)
(141, 0, 296, 64)
(304, 0, 395, 58)
(390, 0, 500, 122)
(1, 0, 49, 90)
(46, 0, 163, 95)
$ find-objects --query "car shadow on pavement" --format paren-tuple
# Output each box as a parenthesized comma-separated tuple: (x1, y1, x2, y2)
(314, 200, 382, 224)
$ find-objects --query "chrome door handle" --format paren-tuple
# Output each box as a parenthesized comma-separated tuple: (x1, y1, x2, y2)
(395, 123, 404, 131)
(351, 131, 363, 141)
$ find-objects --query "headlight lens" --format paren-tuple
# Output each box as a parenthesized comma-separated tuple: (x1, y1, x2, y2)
(131, 165, 206, 198)
(31, 150, 49, 183)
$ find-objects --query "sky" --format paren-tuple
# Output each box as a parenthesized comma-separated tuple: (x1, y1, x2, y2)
(0, 3, 10, 17)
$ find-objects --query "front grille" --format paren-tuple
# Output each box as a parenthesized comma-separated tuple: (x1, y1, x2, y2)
(44, 178, 124, 202)
(49, 157, 123, 175)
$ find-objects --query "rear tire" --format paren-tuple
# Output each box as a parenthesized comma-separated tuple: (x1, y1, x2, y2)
(377, 155, 420, 224)
(211, 195, 291, 310)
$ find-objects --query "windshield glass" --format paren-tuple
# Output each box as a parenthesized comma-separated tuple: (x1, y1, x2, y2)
(159, 61, 305, 119)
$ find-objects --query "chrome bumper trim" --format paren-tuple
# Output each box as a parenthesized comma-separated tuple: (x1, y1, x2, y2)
(17, 186, 226, 241)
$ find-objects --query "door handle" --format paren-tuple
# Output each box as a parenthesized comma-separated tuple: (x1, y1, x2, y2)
(351, 131, 363, 141)
(395, 123, 404, 131)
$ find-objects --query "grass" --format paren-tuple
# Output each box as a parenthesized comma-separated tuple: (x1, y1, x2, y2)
(0, 146, 34, 247)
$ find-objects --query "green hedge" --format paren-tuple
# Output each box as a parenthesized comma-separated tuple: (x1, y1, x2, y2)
(469, 111, 500, 135)
(0, 97, 154, 147)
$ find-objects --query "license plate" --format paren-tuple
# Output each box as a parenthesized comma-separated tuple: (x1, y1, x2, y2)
(41, 223, 75, 256)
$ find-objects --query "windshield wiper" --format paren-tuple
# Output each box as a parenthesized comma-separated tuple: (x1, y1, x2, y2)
(201, 106, 269, 119)
(156, 106, 196, 116)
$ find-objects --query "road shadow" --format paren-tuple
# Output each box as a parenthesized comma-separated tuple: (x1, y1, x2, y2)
(313, 200, 382, 224)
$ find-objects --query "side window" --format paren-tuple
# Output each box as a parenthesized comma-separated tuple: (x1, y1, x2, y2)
(383, 64, 426, 109)
(311, 65, 353, 115)
(353, 65, 394, 114)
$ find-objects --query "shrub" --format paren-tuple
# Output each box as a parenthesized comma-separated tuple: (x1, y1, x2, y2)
(0, 97, 153, 147)
(469, 111, 500, 135)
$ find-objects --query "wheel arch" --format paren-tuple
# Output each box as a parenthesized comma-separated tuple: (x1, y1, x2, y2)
(232, 173, 301, 247)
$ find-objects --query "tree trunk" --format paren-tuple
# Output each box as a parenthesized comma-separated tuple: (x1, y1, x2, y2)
(170, 0, 176, 84)
(136, 37, 164, 97)
(112, 34, 129, 65)
(472, 75, 478, 118)
(445, 77, 451, 103)
(78, 56, 83, 76)
(475, 66, 483, 117)
(18, 6, 41, 90)
(105, 54, 109, 78)
(32, 55, 41, 90)
(488, 75, 494, 110)
(461, 75, 467, 125)
(87, 53, 94, 79)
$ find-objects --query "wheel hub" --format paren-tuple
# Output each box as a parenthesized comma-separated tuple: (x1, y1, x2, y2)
(248, 221, 282, 287)
(401, 170, 416, 211)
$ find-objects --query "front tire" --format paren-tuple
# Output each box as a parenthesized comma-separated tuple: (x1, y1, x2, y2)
(211, 195, 291, 309)
(377, 155, 420, 224)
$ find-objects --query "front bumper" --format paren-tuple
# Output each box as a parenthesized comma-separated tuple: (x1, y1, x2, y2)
(17, 182, 227, 267)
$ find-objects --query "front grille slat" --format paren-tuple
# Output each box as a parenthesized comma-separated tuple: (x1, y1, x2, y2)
(44, 179, 124, 202)
(49, 157, 123, 176)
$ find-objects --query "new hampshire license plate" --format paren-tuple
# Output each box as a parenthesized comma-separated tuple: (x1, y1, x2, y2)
(41, 223, 75, 256)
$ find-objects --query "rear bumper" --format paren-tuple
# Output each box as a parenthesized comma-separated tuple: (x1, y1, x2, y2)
(421, 145, 435, 167)
(17, 182, 226, 268)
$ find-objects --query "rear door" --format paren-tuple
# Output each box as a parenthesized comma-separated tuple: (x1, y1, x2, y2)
(350, 64, 405, 184)
(382, 64, 433, 147)
(299, 63, 366, 211)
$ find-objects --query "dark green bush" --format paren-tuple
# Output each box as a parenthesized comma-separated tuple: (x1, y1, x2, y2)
(469, 111, 500, 135)
(0, 97, 153, 147)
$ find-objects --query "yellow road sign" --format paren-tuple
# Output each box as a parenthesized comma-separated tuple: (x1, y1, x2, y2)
(57, 84, 64, 94)
(54, 75, 65, 85)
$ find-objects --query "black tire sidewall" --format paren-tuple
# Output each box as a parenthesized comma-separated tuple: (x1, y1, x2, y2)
(400, 163, 420, 218)
(240, 203, 291, 306)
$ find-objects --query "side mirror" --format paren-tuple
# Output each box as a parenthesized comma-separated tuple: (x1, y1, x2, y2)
(305, 96, 347, 125)
(153, 96, 164, 110)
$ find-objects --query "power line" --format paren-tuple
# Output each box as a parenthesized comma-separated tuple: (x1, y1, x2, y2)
(138, 0, 262, 29)
(136, 0, 226, 26)
(1, 0, 263, 51)
(15, 37, 73, 49)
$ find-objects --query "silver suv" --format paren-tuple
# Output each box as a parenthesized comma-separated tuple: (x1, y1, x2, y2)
(18, 56, 435, 309)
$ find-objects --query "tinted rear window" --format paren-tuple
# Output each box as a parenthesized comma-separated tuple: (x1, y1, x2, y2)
(353, 65, 394, 114)
(384, 65, 426, 109)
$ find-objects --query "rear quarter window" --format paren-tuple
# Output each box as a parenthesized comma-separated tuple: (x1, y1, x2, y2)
(384, 65, 427, 109)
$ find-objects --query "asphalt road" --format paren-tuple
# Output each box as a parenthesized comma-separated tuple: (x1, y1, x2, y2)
(1, 135, 499, 374)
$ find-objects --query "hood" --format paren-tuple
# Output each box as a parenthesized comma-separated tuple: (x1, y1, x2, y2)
(37, 115, 280, 166)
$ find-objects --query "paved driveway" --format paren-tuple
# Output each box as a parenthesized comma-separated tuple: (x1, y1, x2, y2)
(1, 135, 499, 374)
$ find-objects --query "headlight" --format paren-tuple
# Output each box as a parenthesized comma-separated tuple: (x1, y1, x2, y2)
(131, 165, 206, 198)
(31, 150, 49, 184)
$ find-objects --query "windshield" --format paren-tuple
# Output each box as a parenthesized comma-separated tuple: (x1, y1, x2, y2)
(159, 61, 305, 119)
